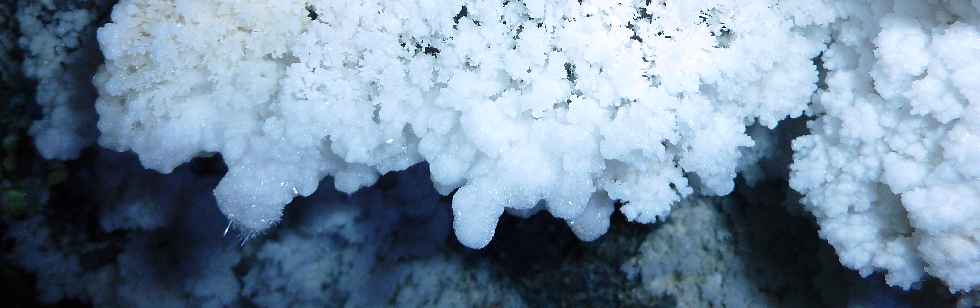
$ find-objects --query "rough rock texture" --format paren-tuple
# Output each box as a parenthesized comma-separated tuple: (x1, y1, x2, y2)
(5, 158, 526, 308)
(0, 149, 964, 307)
(625, 180, 961, 308)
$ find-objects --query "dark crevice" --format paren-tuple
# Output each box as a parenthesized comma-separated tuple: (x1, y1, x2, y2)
(306, 5, 318, 21)
(453, 6, 468, 25)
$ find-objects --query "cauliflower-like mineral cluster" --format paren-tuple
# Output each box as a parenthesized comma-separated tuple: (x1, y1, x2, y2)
(13, 0, 979, 296)
(93, 0, 833, 249)
(16, 0, 107, 160)
(790, 0, 980, 291)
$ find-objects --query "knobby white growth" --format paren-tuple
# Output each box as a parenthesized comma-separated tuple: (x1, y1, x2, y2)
(87, 0, 980, 292)
(790, 0, 980, 291)
(93, 0, 829, 249)
(17, 0, 103, 160)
